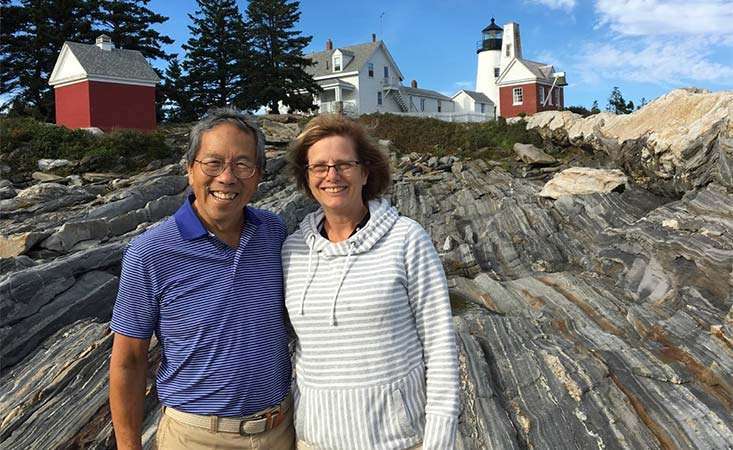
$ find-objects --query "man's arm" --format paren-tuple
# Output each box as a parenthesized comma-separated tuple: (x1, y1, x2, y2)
(109, 333, 150, 450)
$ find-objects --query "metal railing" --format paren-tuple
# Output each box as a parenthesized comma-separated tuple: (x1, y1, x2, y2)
(318, 101, 358, 115)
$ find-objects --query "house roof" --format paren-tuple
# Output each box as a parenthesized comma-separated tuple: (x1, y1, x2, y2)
(50, 41, 159, 86)
(496, 57, 555, 86)
(454, 90, 493, 104)
(305, 41, 403, 80)
(398, 86, 452, 101)
(522, 59, 554, 79)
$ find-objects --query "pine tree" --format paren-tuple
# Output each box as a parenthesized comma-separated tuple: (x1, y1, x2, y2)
(182, 0, 253, 115)
(94, 0, 174, 62)
(607, 87, 633, 114)
(1, 0, 97, 120)
(590, 100, 600, 114)
(246, 0, 320, 113)
(161, 57, 198, 122)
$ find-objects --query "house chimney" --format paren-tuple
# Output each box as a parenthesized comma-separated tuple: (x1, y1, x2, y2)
(96, 34, 114, 51)
(372, 33, 376, 42)
(325, 39, 333, 51)
(411, 79, 418, 88)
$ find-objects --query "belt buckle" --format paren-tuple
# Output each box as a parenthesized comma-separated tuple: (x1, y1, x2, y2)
(238, 415, 268, 435)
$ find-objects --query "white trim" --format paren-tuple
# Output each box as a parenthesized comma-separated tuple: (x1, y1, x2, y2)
(314, 71, 359, 81)
(51, 76, 157, 88)
(512, 87, 523, 105)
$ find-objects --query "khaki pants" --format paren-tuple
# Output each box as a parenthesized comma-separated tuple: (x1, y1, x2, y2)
(296, 442, 421, 450)
(157, 406, 295, 450)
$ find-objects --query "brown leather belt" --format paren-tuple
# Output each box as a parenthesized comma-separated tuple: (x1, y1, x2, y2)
(163, 393, 291, 435)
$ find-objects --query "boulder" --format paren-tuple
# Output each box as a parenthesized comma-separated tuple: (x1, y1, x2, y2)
(31, 171, 64, 183)
(37, 159, 74, 171)
(16, 183, 72, 202)
(527, 89, 733, 194)
(0, 232, 47, 258)
(0, 186, 16, 199)
(259, 119, 300, 144)
(539, 167, 627, 199)
(513, 143, 557, 165)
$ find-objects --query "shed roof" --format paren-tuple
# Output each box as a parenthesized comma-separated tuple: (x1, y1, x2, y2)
(398, 86, 452, 101)
(49, 41, 159, 86)
(455, 90, 493, 104)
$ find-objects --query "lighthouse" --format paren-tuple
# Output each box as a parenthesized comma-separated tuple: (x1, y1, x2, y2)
(475, 19, 523, 117)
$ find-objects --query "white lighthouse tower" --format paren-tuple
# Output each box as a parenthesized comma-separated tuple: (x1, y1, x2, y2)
(475, 18, 522, 116)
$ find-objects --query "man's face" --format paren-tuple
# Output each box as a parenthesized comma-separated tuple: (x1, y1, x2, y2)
(188, 123, 261, 227)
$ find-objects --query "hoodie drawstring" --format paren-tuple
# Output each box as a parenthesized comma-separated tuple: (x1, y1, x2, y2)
(299, 234, 317, 316)
(330, 241, 356, 326)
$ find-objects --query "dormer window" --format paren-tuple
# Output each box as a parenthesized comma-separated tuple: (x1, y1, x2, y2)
(333, 54, 342, 72)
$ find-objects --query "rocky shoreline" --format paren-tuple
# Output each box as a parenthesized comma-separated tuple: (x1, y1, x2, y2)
(1, 89, 731, 449)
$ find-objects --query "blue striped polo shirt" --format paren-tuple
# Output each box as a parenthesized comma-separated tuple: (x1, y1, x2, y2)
(110, 194, 291, 416)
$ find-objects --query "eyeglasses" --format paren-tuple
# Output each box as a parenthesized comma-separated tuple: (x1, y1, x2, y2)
(306, 161, 361, 178)
(194, 159, 257, 179)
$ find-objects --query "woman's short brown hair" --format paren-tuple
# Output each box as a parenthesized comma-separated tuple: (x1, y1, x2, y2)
(287, 114, 391, 201)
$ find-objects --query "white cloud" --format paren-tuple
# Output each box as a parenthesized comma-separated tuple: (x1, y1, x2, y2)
(572, 37, 733, 85)
(595, 0, 733, 37)
(526, 0, 577, 10)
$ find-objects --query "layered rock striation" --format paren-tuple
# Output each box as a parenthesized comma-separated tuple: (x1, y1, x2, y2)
(1, 99, 731, 449)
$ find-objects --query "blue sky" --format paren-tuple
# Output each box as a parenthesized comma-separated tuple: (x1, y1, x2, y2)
(151, 0, 733, 109)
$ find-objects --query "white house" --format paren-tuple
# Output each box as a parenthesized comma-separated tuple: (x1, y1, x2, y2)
(305, 35, 456, 116)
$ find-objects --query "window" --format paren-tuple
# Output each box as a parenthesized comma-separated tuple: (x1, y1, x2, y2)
(333, 55, 342, 72)
(383, 66, 389, 78)
(539, 86, 546, 105)
(420, 98, 425, 112)
(480, 103, 486, 113)
(377, 92, 382, 105)
(505, 44, 511, 57)
(513, 87, 523, 105)
(368, 63, 374, 77)
(494, 67, 500, 78)
(438, 100, 442, 112)
(554, 88, 560, 106)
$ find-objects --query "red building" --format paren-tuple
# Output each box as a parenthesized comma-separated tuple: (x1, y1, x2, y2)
(497, 58, 566, 117)
(48, 35, 160, 131)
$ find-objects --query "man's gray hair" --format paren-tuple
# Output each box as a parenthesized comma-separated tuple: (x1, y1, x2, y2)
(186, 107, 267, 171)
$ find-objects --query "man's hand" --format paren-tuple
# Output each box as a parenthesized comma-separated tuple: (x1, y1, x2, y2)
(109, 333, 150, 450)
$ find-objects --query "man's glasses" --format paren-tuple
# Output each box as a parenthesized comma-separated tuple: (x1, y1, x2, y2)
(306, 161, 361, 178)
(194, 159, 257, 179)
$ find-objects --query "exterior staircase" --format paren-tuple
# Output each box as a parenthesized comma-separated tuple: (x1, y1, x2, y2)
(384, 86, 408, 112)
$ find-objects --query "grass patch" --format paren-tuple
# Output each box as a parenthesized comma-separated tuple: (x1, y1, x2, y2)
(0, 117, 176, 173)
(357, 113, 542, 160)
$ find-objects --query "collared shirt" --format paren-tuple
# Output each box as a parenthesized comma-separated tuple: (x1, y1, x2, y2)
(111, 194, 290, 416)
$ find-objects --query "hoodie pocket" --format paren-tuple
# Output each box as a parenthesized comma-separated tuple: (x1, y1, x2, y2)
(391, 388, 417, 437)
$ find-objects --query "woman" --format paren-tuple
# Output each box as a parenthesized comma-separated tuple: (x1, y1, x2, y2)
(282, 115, 460, 450)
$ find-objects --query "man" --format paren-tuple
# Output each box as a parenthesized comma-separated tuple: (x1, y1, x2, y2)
(109, 108, 293, 450)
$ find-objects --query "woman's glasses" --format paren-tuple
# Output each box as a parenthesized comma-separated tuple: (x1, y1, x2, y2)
(306, 161, 361, 178)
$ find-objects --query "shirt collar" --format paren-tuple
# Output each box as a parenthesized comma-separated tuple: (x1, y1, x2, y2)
(175, 193, 261, 241)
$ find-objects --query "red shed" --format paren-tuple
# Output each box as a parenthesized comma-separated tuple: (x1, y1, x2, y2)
(48, 35, 160, 131)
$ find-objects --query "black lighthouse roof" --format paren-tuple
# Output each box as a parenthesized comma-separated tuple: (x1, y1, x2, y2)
(482, 17, 503, 33)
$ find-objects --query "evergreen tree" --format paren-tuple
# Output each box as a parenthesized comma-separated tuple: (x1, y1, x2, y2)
(94, 0, 174, 62)
(182, 0, 252, 115)
(638, 97, 648, 110)
(161, 57, 197, 122)
(1, 0, 97, 120)
(590, 100, 600, 114)
(606, 86, 633, 114)
(246, 0, 320, 113)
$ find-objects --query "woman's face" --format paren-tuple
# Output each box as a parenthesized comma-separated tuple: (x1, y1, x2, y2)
(306, 135, 368, 216)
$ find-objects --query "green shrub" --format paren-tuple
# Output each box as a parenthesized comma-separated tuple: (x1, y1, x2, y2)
(357, 113, 542, 160)
(0, 117, 176, 173)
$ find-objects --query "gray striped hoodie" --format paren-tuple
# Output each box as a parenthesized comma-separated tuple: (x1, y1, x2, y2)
(282, 198, 460, 450)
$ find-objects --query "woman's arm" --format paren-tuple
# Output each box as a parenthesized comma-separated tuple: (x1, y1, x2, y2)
(404, 222, 461, 450)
